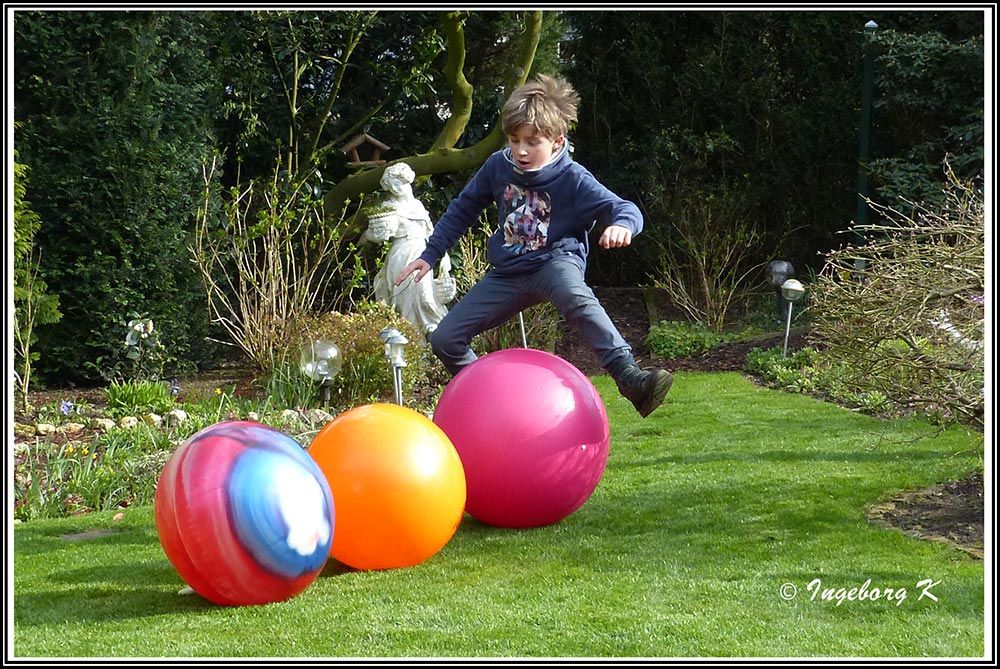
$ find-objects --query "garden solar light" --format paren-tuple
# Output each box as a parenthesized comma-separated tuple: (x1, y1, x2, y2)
(766, 260, 795, 322)
(388, 334, 409, 406)
(387, 334, 409, 369)
(766, 260, 794, 287)
(379, 327, 408, 405)
(379, 327, 401, 359)
(780, 278, 806, 358)
(299, 339, 343, 406)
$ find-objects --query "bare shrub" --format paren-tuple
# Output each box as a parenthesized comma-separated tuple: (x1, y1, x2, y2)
(810, 166, 984, 428)
(649, 185, 766, 332)
(191, 156, 354, 370)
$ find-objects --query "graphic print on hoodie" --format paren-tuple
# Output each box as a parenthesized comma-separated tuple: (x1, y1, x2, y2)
(501, 184, 551, 256)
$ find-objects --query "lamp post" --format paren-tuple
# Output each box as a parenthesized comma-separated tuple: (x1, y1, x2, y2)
(854, 19, 878, 275)
(379, 327, 409, 405)
(780, 279, 806, 358)
(299, 339, 343, 407)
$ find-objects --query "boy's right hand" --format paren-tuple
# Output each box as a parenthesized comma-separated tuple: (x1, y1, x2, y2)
(395, 259, 431, 286)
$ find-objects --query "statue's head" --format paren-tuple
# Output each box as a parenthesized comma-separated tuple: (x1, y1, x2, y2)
(380, 163, 415, 192)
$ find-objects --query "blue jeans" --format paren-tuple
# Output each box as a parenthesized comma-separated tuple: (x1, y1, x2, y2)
(430, 255, 635, 377)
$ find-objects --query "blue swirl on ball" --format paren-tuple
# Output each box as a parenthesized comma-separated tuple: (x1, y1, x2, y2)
(227, 445, 334, 578)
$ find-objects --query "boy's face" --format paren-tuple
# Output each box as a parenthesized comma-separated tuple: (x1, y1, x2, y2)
(507, 125, 563, 171)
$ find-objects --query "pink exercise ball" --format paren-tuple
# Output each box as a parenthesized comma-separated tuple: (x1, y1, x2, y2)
(432, 348, 610, 528)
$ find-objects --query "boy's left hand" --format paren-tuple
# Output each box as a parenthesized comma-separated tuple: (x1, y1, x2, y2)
(599, 225, 633, 249)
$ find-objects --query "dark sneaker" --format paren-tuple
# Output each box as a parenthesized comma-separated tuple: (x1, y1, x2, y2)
(616, 366, 674, 418)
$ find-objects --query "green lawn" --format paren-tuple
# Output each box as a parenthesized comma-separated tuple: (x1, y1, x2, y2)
(11, 372, 985, 659)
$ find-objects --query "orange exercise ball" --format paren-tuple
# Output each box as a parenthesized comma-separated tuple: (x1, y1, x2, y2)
(307, 403, 466, 571)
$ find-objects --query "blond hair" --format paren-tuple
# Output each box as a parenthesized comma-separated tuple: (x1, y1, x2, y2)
(501, 74, 580, 140)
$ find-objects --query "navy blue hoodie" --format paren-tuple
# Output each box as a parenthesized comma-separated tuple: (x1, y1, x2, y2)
(418, 142, 644, 276)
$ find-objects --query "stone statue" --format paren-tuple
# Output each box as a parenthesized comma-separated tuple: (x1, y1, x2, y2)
(362, 163, 457, 336)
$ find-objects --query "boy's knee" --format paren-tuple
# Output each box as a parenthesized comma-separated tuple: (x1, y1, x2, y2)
(429, 326, 447, 358)
(429, 325, 461, 361)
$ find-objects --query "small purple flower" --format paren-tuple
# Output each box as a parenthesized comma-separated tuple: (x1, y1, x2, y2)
(60, 400, 76, 416)
(969, 294, 984, 306)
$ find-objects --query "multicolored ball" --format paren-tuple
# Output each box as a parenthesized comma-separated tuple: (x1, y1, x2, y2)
(155, 421, 334, 606)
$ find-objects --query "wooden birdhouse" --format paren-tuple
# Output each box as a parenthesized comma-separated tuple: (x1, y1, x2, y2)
(341, 133, 390, 167)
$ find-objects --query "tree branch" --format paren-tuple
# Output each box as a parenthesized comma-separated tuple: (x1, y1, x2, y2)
(323, 10, 543, 220)
(430, 11, 473, 151)
(307, 12, 376, 161)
